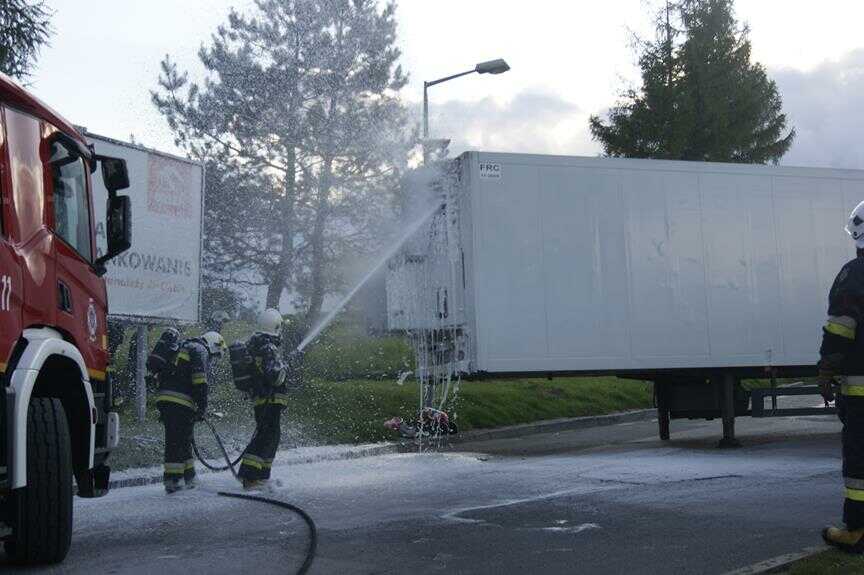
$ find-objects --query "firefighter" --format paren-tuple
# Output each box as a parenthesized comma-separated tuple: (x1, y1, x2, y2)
(106, 319, 125, 407)
(236, 308, 296, 490)
(206, 309, 230, 333)
(155, 330, 226, 493)
(821, 201, 864, 552)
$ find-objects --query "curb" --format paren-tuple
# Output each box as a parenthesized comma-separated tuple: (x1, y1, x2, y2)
(108, 442, 402, 490)
(107, 408, 656, 490)
(721, 546, 828, 575)
(450, 409, 656, 444)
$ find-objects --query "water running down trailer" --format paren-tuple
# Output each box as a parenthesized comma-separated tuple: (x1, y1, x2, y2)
(387, 151, 861, 445)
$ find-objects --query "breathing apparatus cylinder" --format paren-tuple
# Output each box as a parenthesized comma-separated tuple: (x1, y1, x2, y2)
(146, 327, 181, 375)
(229, 341, 256, 393)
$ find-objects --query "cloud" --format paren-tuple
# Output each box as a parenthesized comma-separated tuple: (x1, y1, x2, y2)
(425, 91, 600, 157)
(771, 51, 864, 169)
(421, 54, 864, 171)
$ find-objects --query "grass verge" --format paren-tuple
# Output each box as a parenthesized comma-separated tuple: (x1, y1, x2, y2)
(778, 549, 864, 574)
(294, 376, 653, 445)
(110, 376, 653, 472)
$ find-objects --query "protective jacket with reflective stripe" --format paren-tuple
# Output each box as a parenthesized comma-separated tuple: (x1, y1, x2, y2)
(155, 339, 210, 412)
(821, 250, 864, 529)
(820, 253, 864, 377)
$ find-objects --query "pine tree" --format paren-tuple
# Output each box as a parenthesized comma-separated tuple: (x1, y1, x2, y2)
(0, 0, 52, 81)
(152, 0, 410, 322)
(590, 0, 794, 164)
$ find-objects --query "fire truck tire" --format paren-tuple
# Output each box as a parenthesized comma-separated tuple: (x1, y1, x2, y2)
(4, 397, 73, 565)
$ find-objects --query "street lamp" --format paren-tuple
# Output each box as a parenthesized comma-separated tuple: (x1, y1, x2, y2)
(422, 58, 510, 154)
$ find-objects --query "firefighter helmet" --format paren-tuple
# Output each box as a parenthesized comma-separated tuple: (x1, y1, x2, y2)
(201, 331, 226, 358)
(257, 308, 283, 337)
(846, 201, 864, 249)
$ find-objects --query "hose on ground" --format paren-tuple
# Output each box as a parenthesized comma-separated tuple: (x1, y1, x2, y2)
(195, 416, 318, 575)
(217, 491, 318, 575)
(192, 417, 254, 472)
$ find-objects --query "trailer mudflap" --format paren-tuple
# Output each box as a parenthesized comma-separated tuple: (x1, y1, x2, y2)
(751, 385, 837, 417)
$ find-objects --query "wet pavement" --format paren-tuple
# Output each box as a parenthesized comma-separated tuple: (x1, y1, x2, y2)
(2, 411, 842, 574)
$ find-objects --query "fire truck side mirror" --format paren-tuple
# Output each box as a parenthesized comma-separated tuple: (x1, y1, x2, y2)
(92, 154, 129, 193)
(99, 156, 130, 193)
(108, 195, 131, 251)
(95, 195, 131, 276)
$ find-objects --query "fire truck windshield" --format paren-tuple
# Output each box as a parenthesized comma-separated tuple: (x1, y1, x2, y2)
(49, 139, 92, 262)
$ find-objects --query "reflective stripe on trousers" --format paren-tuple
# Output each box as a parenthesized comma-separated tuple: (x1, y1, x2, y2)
(240, 454, 273, 470)
(164, 462, 185, 476)
(155, 390, 196, 409)
(254, 393, 289, 407)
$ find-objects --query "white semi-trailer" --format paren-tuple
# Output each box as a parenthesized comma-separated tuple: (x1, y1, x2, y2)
(387, 151, 862, 445)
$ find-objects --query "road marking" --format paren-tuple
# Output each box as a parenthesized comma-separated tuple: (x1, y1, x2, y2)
(441, 486, 619, 524)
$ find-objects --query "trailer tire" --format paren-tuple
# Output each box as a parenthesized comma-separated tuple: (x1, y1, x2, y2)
(4, 397, 73, 565)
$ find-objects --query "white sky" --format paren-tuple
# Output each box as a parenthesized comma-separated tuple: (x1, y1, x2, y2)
(26, 0, 864, 167)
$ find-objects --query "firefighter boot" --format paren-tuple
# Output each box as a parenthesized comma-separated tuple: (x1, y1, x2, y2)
(185, 476, 197, 490)
(164, 479, 182, 494)
(822, 526, 864, 553)
(241, 478, 269, 491)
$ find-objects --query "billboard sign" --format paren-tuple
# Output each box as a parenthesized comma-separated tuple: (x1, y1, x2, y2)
(89, 133, 203, 323)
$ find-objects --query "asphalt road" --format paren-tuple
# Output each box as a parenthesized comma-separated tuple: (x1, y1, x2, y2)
(2, 412, 843, 574)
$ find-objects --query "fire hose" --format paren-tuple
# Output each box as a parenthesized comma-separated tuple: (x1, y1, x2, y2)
(192, 417, 318, 575)
(192, 417, 253, 471)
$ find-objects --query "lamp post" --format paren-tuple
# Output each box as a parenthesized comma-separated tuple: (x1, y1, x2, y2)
(422, 58, 510, 161)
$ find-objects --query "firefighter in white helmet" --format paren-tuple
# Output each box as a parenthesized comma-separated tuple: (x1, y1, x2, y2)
(821, 201, 864, 552)
(232, 308, 298, 490)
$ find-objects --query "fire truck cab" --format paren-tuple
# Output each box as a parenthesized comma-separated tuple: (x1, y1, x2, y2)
(0, 74, 131, 564)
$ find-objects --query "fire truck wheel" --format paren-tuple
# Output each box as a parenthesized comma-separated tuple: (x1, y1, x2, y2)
(4, 397, 73, 565)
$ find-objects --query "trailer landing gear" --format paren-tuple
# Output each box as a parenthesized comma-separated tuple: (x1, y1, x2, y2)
(653, 374, 744, 447)
(717, 373, 741, 449)
(656, 382, 670, 441)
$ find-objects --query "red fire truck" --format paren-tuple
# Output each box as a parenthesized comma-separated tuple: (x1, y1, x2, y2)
(0, 74, 131, 564)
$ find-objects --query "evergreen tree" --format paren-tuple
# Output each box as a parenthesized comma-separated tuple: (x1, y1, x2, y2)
(153, 0, 410, 323)
(590, 0, 794, 164)
(0, 0, 52, 81)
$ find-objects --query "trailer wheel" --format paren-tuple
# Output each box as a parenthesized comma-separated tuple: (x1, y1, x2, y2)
(4, 397, 73, 565)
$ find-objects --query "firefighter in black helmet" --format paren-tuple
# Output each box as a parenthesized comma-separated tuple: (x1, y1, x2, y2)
(821, 201, 864, 552)
(154, 330, 225, 494)
(236, 308, 294, 490)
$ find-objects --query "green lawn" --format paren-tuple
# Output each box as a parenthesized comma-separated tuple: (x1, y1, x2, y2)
(779, 550, 864, 574)
(292, 376, 653, 445)
(111, 376, 653, 471)
(108, 318, 652, 471)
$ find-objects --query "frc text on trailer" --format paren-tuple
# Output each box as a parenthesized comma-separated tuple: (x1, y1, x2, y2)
(0, 74, 132, 564)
